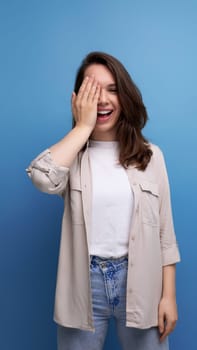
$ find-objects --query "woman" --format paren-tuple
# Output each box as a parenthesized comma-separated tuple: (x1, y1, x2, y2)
(26, 52, 181, 350)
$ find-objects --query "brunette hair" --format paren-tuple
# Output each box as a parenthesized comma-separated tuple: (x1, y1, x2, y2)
(73, 51, 152, 170)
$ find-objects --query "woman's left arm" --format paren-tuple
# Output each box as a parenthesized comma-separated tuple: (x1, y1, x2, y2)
(154, 146, 181, 341)
(158, 264, 178, 342)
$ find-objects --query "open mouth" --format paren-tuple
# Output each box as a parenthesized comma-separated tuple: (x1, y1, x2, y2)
(97, 110, 113, 118)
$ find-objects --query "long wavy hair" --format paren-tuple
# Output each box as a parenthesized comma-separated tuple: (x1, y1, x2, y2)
(73, 51, 152, 171)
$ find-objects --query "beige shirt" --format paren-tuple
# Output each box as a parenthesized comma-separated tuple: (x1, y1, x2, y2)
(26, 142, 180, 331)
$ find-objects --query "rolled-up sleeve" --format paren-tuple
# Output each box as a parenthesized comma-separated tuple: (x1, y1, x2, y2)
(157, 148, 181, 266)
(26, 149, 69, 195)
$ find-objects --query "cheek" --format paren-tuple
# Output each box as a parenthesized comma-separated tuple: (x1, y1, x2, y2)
(117, 105, 121, 114)
(115, 105, 121, 117)
(114, 98, 121, 112)
(113, 110, 121, 125)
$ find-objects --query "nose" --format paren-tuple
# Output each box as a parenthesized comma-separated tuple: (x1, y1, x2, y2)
(98, 88, 108, 104)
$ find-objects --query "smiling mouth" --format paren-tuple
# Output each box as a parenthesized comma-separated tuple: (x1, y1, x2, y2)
(97, 110, 113, 118)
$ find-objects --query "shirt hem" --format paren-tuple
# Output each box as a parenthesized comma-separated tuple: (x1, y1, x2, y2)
(54, 317, 95, 332)
(126, 320, 158, 329)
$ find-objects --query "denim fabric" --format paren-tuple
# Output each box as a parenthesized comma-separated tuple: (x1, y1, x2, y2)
(57, 255, 169, 350)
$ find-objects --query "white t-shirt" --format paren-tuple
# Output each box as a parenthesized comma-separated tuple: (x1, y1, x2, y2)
(89, 140, 134, 258)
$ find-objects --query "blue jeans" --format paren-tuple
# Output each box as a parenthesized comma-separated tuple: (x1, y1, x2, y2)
(57, 255, 169, 350)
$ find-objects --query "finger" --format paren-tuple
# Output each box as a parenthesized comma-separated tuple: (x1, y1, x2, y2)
(160, 326, 170, 342)
(71, 92, 77, 119)
(160, 330, 168, 342)
(81, 76, 96, 100)
(71, 91, 76, 104)
(87, 82, 99, 101)
(92, 84, 101, 102)
(77, 76, 90, 100)
(71, 92, 76, 110)
(158, 313, 165, 335)
(159, 321, 173, 342)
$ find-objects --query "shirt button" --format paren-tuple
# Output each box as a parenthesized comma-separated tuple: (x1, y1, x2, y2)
(131, 236, 135, 241)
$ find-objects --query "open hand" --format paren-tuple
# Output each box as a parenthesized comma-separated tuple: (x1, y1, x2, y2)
(72, 76, 100, 131)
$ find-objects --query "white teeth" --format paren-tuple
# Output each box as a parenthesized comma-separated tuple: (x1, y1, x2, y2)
(97, 110, 112, 115)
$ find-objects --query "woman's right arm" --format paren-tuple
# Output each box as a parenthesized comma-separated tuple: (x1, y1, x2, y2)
(49, 76, 100, 167)
(26, 76, 100, 194)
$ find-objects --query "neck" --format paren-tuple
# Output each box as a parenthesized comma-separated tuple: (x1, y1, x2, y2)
(90, 131, 117, 141)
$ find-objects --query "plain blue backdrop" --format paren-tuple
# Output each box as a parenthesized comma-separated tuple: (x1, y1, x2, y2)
(1, 0, 196, 349)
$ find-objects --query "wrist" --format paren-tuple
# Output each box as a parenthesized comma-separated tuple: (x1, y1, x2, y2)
(75, 123, 94, 135)
(161, 291, 176, 300)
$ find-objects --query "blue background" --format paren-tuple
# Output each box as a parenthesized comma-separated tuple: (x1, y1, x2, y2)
(1, 0, 196, 349)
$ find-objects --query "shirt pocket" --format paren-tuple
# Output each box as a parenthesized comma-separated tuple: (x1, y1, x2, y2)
(69, 177, 85, 225)
(139, 181, 160, 227)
